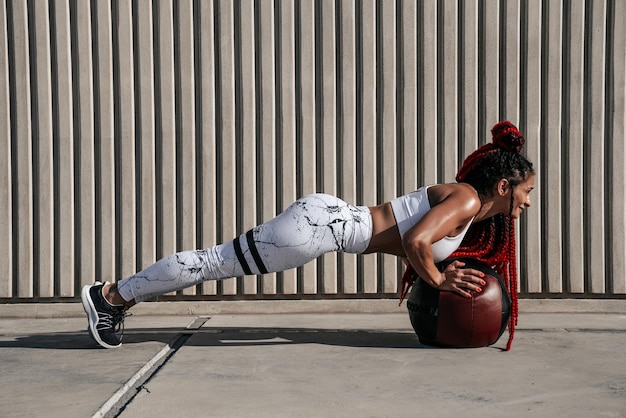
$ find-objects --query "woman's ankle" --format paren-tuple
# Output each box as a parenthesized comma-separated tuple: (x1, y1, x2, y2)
(103, 283, 135, 309)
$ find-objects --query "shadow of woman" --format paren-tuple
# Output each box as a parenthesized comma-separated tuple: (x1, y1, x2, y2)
(0, 326, 435, 350)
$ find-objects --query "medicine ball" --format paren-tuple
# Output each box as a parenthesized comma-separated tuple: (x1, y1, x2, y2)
(407, 257, 511, 348)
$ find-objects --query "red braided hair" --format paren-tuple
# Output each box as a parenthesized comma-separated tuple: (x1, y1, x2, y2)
(449, 215, 517, 350)
(451, 120, 530, 351)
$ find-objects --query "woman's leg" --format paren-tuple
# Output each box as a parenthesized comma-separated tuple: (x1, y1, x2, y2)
(84, 193, 372, 348)
(116, 193, 373, 303)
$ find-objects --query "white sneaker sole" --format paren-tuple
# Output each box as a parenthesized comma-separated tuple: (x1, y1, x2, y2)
(81, 284, 121, 349)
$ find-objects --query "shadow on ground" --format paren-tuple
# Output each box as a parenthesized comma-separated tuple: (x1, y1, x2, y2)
(0, 326, 498, 351)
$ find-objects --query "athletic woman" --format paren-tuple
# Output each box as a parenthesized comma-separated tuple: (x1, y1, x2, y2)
(82, 120, 535, 350)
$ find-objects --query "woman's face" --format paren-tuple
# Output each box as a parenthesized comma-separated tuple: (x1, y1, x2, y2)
(508, 174, 535, 219)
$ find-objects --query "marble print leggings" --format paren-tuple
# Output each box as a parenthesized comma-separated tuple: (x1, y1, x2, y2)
(117, 194, 373, 303)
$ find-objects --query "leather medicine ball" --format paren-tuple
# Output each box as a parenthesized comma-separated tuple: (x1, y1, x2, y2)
(407, 257, 511, 348)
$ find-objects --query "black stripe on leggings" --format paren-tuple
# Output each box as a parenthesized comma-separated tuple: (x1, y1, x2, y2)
(246, 229, 269, 274)
(233, 236, 252, 275)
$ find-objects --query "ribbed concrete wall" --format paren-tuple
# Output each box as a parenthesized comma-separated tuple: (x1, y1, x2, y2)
(1, 0, 624, 302)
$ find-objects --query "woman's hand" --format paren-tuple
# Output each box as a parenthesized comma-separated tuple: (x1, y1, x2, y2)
(437, 260, 486, 298)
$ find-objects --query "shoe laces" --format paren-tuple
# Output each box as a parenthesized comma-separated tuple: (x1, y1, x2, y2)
(97, 309, 132, 342)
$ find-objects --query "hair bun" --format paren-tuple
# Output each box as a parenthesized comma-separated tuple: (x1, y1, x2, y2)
(491, 121, 524, 153)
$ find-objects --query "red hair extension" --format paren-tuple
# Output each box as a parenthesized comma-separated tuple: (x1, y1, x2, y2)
(506, 218, 518, 351)
(454, 142, 499, 183)
(455, 121, 524, 183)
(450, 120, 523, 350)
(491, 120, 525, 152)
(449, 216, 517, 351)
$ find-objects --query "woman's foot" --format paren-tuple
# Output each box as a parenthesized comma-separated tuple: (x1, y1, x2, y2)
(81, 282, 127, 349)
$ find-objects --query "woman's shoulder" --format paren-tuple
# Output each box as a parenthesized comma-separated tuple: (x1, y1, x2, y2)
(427, 183, 481, 212)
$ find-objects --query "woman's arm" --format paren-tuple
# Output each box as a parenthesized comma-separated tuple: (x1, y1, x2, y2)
(401, 185, 486, 298)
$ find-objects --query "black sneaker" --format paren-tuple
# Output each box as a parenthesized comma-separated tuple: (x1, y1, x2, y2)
(81, 282, 126, 349)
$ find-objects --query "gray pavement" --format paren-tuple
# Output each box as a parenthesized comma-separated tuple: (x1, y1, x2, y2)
(0, 308, 625, 417)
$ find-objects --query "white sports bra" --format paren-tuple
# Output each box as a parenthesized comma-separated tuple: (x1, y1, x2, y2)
(390, 186, 474, 263)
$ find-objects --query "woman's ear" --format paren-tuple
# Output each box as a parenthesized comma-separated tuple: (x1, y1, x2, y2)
(497, 179, 510, 196)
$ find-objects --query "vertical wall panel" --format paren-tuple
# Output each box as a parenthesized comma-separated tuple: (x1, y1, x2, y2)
(340, 0, 357, 294)
(298, 0, 317, 294)
(217, 0, 237, 296)
(94, 0, 116, 285)
(1, 0, 625, 302)
(135, 0, 156, 272)
(359, 0, 377, 293)
(611, 0, 626, 294)
(277, 0, 297, 294)
(0, 0, 11, 297)
(53, 0, 75, 297)
(460, 0, 479, 160)
(156, 0, 176, 280)
(74, 0, 96, 290)
(257, 1, 277, 295)
(198, 0, 218, 297)
(32, 0, 54, 297)
(420, 0, 437, 186)
(11, 0, 34, 297)
(320, 0, 337, 294)
(521, 0, 543, 293)
(481, 0, 499, 135)
(417, 1, 440, 184)
(543, 0, 563, 292)
(565, 0, 586, 293)
(154, 0, 180, 295)
(399, 0, 417, 190)
(115, 0, 137, 280)
(178, 0, 197, 296)
(440, 0, 458, 183)
(238, 0, 257, 295)
(503, 0, 520, 120)
(586, 0, 607, 293)
(379, 0, 397, 293)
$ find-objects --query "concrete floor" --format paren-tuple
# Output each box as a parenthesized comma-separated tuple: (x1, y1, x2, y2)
(1, 309, 625, 417)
